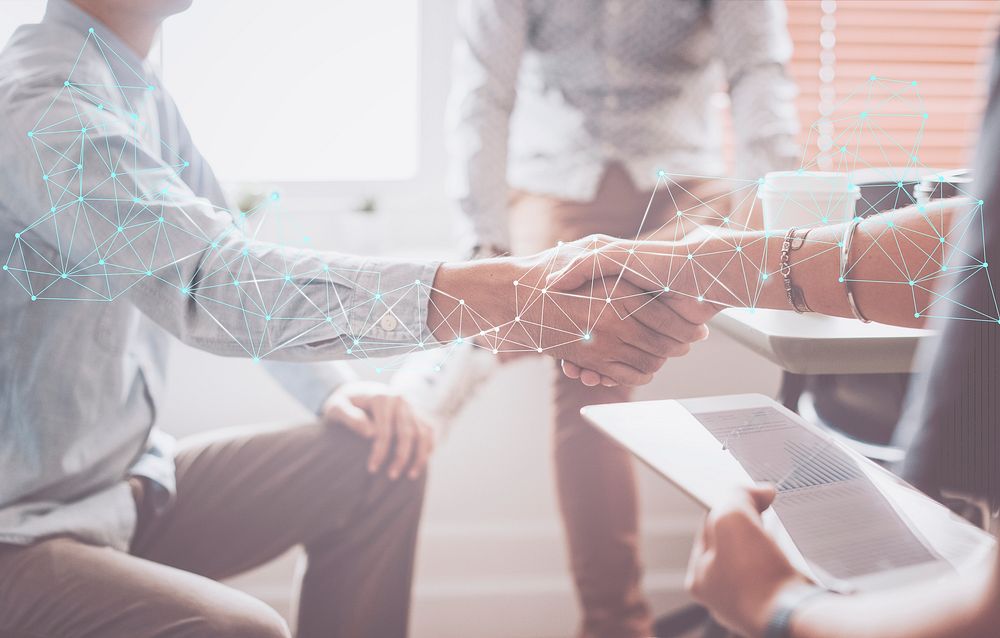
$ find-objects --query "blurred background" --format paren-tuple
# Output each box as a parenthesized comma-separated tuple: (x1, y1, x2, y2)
(1, 1, 998, 636)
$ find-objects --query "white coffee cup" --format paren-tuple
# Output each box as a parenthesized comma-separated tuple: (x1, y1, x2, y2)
(757, 171, 861, 231)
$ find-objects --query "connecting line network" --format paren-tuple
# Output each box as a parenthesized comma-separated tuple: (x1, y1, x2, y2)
(4, 33, 997, 378)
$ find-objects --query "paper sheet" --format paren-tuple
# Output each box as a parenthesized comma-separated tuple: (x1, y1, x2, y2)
(693, 407, 941, 582)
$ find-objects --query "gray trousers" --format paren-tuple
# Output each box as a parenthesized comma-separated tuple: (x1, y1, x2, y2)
(0, 421, 426, 638)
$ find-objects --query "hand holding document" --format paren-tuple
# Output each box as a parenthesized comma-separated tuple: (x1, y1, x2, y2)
(582, 394, 996, 593)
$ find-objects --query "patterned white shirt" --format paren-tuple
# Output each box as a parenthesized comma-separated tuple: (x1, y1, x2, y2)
(448, 0, 801, 248)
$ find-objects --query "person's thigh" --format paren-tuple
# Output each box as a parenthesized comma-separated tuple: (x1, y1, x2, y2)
(0, 537, 288, 638)
(131, 420, 422, 580)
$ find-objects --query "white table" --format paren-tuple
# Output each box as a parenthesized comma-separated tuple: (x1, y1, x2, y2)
(710, 308, 936, 375)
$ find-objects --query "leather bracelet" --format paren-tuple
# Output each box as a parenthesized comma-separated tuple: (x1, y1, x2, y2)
(839, 219, 871, 323)
(764, 584, 830, 638)
(780, 227, 812, 313)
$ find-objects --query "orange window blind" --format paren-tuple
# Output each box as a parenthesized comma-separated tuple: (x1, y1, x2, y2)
(785, 0, 1000, 170)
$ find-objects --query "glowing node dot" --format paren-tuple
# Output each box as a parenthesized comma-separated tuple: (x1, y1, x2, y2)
(513, 280, 519, 286)
(61, 273, 67, 279)
(941, 266, 948, 271)
(897, 181, 903, 188)
(492, 348, 499, 354)
(922, 113, 929, 119)
(456, 337, 464, 344)
(459, 299, 465, 305)
(940, 237, 945, 243)
(145, 270, 152, 277)
(909, 281, 915, 286)
(50, 207, 55, 212)
(914, 313, 921, 318)
(984, 262, 989, 268)
(724, 217, 730, 223)
(663, 286, 670, 292)
(869, 74, 876, 81)
(42, 175, 48, 181)
(99, 259, 105, 265)
(116, 226, 123, 232)
(1, 265, 6, 271)
(762, 273, 769, 280)
(415, 279, 421, 285)
(537, 348, 543, 353)
(180, 287, 189, 295)
(606, 297, 612, 304)
(515, 315, 521, 322)
(657, 170, 665, 177)
(583, 333, 591, 340)
(676, 210, 683, 217)
(697, 296, 704, 302)
(979, 200, 985, 206)
(821, 217, 828, 223)
(839, 276, 845, 283)
(63, 81, 69, 86)
(374, 293, 381, 301)
(183, 161, 190, 167)
(30, 296, 36, 301)
(76, 164, 82, 170)
(687, 254, 693, 260)
(376, 368, 382, 374)
(14, 233, 19, 239)
(27, 131, 33, 138)
(88, 27, 94, 33)
(347, 348, 353, 354)
(158, 216, 164, 223)
(735, 246, 742, 252)
(757, 178, 764, 185)
(77, 196, 83, 202)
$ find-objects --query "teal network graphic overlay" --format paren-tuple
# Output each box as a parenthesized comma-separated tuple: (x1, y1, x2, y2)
(584, 75, 999, 324)
(2, 31, 637, 371)
(5, 31, 996, 383)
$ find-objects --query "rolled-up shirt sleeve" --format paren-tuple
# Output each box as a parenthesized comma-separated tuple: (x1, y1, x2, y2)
(6, 77, 441, 362)
(446, 0, 527, 251)
(712, 0, 801, 179)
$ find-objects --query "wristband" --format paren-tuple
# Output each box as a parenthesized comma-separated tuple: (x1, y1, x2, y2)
(763, 584, 829, 638)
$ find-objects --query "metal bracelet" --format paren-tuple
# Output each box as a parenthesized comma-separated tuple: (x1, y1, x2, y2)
(839, 219, 871, 323)
(780, 227, 812, 313)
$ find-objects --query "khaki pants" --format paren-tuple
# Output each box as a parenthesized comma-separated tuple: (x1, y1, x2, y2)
(0, 422, 426, 638)
(509, 164, 725, 638)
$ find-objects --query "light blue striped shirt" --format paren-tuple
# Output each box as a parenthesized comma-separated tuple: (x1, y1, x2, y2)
(0, 0, 439, 551)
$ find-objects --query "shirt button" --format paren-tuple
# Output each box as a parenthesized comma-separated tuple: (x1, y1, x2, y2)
(379, 314, 398, 331)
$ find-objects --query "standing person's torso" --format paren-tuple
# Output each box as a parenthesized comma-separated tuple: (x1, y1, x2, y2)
(509, 0, 725, 187)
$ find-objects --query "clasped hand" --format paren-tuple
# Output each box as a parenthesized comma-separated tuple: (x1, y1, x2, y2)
(537, 234, 724, 386)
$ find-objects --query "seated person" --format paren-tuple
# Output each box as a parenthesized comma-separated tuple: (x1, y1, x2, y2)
(0, 1, 712, 637)
(545, 43, 1000, 638)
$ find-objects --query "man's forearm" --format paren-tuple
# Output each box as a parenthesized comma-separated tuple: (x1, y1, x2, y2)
(426, 257, 520, 342)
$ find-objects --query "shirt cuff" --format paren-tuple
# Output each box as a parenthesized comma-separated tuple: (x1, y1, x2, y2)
(350, 260, 443, 349)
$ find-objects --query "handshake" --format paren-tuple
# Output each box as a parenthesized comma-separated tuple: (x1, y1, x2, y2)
(426, 234, 742, 387)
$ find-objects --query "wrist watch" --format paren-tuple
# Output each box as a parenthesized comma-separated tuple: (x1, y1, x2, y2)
(763, 584, 829, 638)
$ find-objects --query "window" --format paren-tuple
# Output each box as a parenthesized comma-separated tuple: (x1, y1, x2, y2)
(162, 0, 420, 184)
